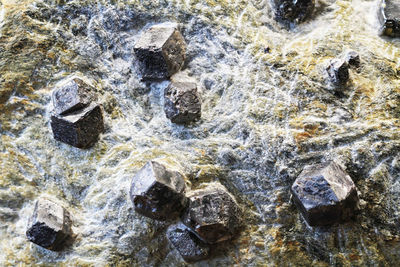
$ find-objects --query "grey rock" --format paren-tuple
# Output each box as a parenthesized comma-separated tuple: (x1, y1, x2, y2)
(345, 51, 360, 68)
(164, 82, 201, 124)
(326, 59, 349, 86)
(291, 161, 359, 226)
(181, 183, 241, 244)
(272, 0, 315, 25)
(134, 23, 186, 80)
(167, 223, 210, 262)
(378, 0, 400, 37)
(26, 198, 72, 251)
(50, 103, 104, 148)
(52, 78, 97, 116)
(129, 161, 188, 220)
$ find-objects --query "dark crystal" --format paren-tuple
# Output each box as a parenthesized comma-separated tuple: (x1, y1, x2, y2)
(26, 199, 72, 251)
(326, 59, 349, 86)
(50, 103, 104, 148)
(181, 183, 241, 244)
(134, 23, 186, 80)
(129, 161, 188, 220)
(378, 0, 400, 37)
(52, 78, 97, 116)
(291, 161, 359, 226)
(164, 82, 201, 124)
(167, 223, 210, 262)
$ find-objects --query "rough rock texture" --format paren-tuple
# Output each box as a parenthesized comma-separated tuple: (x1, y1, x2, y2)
(2, 1, 400, 266)
(50, 103, 104, 148)
(181, 183, 241, 244)
(133, 23, 186, 80)
(291, 162, 359, 226)
(52, 78, 97, 116)
(272, 0, 315, 26)
(167, 223, 210, 262)
(378, 0, 400, 37)
(129, 161, 188, 220)
(326, 59, 349, 86)
(345, 51, 360, 68)
(26, 199, 72, 251)
(164, 82, 201, 124)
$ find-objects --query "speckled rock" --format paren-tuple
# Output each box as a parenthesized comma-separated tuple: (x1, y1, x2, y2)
(133, 23, 186, 80)
(272, 0, 315, 25)
(378, 0, 400, 37)
(52, 78, 97, 116)
(3, 0, 400, 266)
(167, 223, 210, 262)
(326, 59, 349, 86)
(291, 162, 359, 226)
(181, 183, 241, 244)
(164, 82, 201, 124)
(50, 103, 104, 148)
(26, 198, 72, 251)
(129, 161, 188, 220)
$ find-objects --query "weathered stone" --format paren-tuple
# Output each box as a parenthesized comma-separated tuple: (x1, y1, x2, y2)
(272, 0, 315, 25)
(164, 82, 201, 124)
(181, 183, 241, 244)
(52, 78, 97, 116)
(326, 59, 349, 86)
(345, 51, 360, 68)
(133, 23, 186, 80)
(167, 223, 210, 262)
(50, 103, 104, 148)
(26, 198, 72, 251)
(378, 0, 400, 37)
(129, 161, 188, 220)
(291, 161, 359, 226)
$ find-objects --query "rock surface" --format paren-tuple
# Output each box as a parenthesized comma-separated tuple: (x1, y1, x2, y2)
(181, 183, 241, 244)
(129, 161, 188, 220)
(378, 0, 400, 37)
(50, 103, 104, 148)
(291, 162, 359, 226)
(272, 0, 315, 25)
(52, 78, 97, 116)
(134, 23, 186, 80)
(326, 59, 349, 86)
(26, 199, 72, 251)
(2, 1, 400, 266)
(164, 82, 201, 124)
(167, 223, 210, 262)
